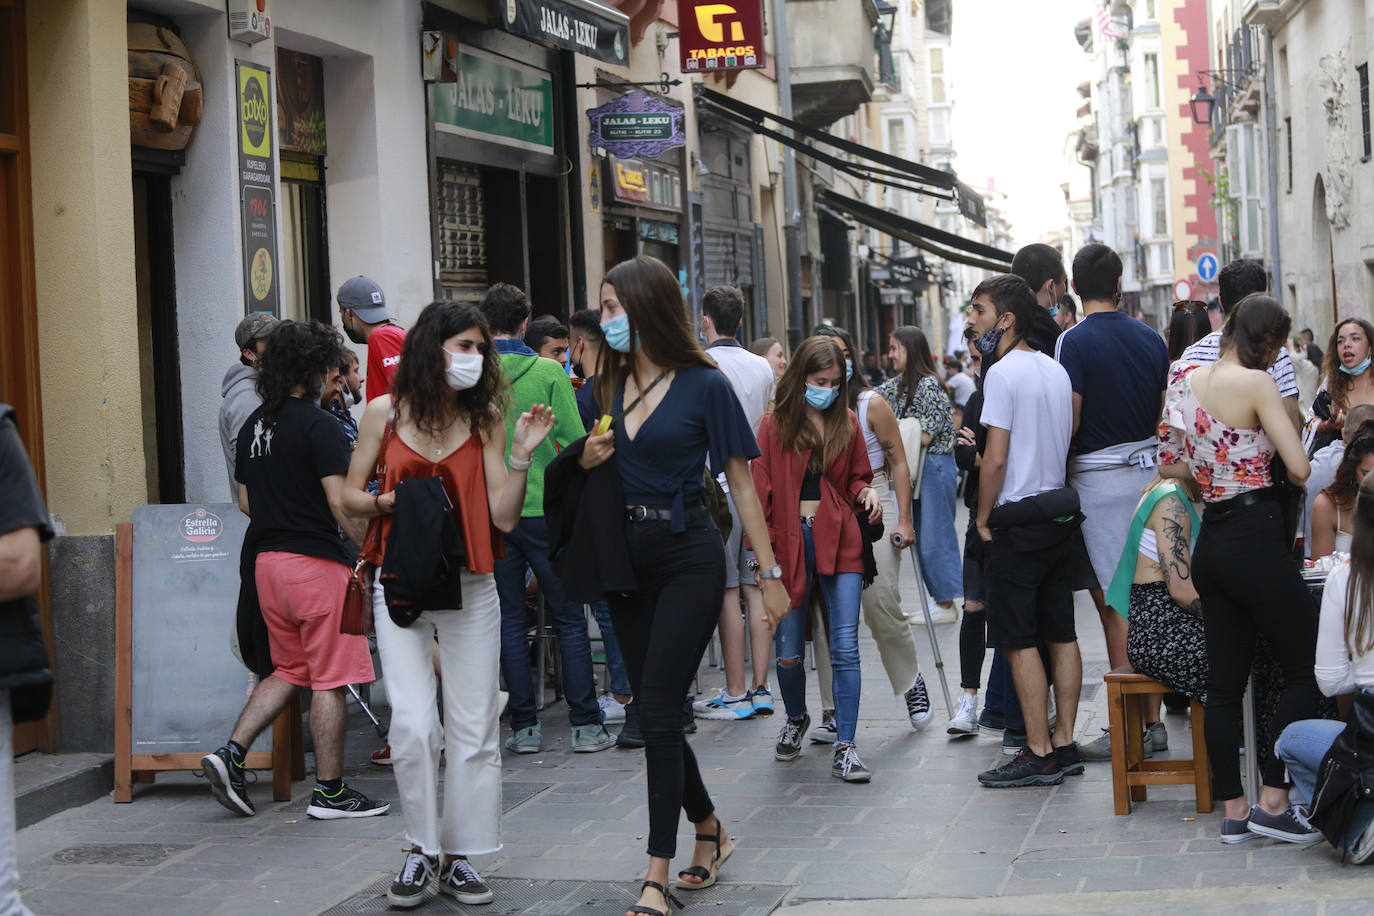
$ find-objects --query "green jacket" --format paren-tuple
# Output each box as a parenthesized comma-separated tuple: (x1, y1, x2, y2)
(497, 349, 584, 518)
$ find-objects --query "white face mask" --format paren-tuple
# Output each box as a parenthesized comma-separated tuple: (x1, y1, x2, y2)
(444, 350, 484, 391)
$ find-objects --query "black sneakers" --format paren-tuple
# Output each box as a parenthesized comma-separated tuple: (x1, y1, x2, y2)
(978, 747, 1065, 788)
(617, 701, 645, 748)
(775, 714, 810, 761)
(440, 857, 494, 904)
(388, 849, 438, 908)
(1055, 743, 1085, 776)
(305, 783, 391, 819)
(201, 745, 255, 816)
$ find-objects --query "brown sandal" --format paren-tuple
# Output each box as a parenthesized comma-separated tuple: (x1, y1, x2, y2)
(674, 819, 734, 890)
(629, 879, 683, 916)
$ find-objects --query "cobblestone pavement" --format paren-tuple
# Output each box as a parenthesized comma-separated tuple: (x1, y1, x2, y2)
(16, 513, 1374, 914)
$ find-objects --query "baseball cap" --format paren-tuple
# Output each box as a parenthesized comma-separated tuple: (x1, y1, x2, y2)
(336, 275, 391, 323)
(234, 312, 281, 350)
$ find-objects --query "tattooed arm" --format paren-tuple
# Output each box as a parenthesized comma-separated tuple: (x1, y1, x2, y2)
(1150, 495, 1201, 617)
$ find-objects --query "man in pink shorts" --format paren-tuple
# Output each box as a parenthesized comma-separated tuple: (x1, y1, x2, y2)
(201, 319, 388, 821)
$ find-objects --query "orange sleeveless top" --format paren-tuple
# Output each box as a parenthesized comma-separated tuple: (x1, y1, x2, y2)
(362, 432, 503, 573)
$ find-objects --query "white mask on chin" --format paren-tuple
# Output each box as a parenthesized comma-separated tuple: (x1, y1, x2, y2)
(445, 350, 484, 391)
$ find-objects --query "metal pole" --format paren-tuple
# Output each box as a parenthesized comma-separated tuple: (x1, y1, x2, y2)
(771, 0, 805, 350)
(1262, 29, 1282, 301)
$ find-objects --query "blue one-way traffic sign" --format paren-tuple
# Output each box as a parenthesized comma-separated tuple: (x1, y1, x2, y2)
(1196, 252, 1219, 283)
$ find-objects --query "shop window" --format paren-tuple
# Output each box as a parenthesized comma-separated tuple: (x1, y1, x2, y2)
(280, 157, 330, 324)
(436, 161, 488, 302)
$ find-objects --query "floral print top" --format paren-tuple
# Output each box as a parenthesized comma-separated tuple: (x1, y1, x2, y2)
(1158, 361, 1274, 503)
(878, 375, 954, 455)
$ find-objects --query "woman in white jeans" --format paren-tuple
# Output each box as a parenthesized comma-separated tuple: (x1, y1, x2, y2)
(344, 301, 554, 908)
(811, 327, 928, 731)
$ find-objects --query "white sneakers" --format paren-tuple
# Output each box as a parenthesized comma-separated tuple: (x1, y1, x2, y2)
(947, 693, 979, 737)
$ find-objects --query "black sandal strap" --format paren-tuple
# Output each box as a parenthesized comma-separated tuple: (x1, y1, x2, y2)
(677, 865, 710, 882)
(639, 880, 684, 910)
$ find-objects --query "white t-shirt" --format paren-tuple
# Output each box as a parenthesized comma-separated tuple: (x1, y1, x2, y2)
(706, 342, 775, 431)
(1180, 331, 1298, 398)
(706, 340, 775, 492)
(946, 371, 975, 408)
(981, 348, 1074, 506)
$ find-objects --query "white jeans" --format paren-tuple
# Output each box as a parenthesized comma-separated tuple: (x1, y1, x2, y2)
(372, 573, 503, 857)
(816, 474, 921, 702)
(1, 691, 32, 916)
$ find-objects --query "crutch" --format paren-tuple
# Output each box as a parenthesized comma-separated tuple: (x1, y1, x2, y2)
(346, 683, 387, 738)
(890, 458, 955, 719)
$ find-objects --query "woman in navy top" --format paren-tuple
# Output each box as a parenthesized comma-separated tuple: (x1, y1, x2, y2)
(580, 257, 788, 916)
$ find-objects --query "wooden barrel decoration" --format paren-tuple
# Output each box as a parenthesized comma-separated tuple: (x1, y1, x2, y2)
(128, 22, 204, 152)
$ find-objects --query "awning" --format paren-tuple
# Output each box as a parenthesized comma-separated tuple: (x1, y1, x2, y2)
(819, 190, 1014, 272)
(695, 86, 956, 201)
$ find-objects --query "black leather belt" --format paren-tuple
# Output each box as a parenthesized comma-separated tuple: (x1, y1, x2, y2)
(625, 503, 707, 522)
(1203, 487, 1276, 523)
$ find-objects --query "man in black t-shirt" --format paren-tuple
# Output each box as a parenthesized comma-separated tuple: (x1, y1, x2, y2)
(0, 404, 52, 915)
(202, 321, 387, 822)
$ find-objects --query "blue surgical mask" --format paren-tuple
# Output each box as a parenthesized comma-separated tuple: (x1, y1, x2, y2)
(844, 359, 854, 379)
(1340, 356, 1372, 377)
(805, 384, 839, 410)
(602, 313, 633, 353)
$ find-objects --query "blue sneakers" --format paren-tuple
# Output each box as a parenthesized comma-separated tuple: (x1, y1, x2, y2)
(750, 687, 775, 717)
(694, 689, 757, 720)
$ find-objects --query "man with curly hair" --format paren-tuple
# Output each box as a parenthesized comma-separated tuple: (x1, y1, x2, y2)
(202, 320, 388, 821)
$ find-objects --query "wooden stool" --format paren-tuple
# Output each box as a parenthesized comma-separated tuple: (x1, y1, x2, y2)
(1105, 667, 1212, 815)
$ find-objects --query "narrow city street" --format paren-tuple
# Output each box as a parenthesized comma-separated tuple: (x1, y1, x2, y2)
(14, 506, 1374, 915)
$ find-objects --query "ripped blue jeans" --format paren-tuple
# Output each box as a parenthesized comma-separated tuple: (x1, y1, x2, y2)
(773, 524, 863, 745)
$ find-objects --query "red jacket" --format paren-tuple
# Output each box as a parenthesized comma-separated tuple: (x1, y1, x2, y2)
(750, 412, 874, 608)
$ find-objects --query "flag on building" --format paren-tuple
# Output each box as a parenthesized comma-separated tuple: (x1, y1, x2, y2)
(1095, 0, 1124, 42)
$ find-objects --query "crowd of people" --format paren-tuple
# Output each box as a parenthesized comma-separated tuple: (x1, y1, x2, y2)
(152, 237, 1374, 916)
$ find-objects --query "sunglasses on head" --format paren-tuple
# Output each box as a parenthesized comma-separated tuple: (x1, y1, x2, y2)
(1173, 299, 1209, 312)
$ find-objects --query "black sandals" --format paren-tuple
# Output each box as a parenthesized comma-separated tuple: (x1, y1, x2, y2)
(674, 820, 735, 891)
(629, 879, 684, 916)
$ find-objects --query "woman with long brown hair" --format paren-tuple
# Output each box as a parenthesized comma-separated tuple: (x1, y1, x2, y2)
(1313, 318, 1374, 451)
(879, 325, 963, 622)
(813, 325, 930, 731)
(753, 335, 881, 779)
(1278, 466, 1374, 861)
(341, 301, 554, 908)
(1311, 423, 1374, 558)
(579, 256, 788, 916)
(1160, 294, 1319, 845)
(1168, 299, 1212, 362)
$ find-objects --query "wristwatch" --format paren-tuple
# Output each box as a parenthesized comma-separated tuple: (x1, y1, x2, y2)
(758, 564, 783, 581)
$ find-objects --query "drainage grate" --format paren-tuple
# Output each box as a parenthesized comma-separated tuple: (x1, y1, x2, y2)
(324, 877, 789, 915)
(50, 843, 191, 866)
(500, 781, 551, 813)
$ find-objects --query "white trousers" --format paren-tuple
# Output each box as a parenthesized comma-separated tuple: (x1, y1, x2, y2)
(372, 573, 503, 857)
(816, 474, 921, 702)
(1, 691, 32, 916)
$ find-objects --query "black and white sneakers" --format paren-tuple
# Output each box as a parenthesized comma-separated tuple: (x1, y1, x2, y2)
(904, 674, 933, 730)
(305, 783, 391, 820)
(440, 857, 494, 904)
(1246, 804, 1323, 844)
(388, 850, 439, 908)
(201, 745, 255, 816)
(775, 714, 810, 761)
(832, 744, 872, 783)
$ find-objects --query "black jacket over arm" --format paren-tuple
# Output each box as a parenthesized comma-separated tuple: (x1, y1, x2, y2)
(544, 438, 638, 603)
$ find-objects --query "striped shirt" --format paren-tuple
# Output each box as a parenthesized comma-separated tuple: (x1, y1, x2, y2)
(1179, 331, 1298, 398)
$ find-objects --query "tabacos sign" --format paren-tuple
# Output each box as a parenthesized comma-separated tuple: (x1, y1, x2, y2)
(677, 0, 766, 72)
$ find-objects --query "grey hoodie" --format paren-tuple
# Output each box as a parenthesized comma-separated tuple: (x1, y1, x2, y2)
(219, 363, 261, 499)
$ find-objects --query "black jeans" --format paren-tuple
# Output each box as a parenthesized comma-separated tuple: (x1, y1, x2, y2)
(1193, 498, 1319, 799)
(606, 508, 726, 859)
